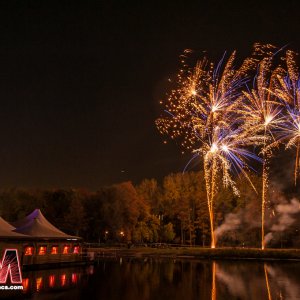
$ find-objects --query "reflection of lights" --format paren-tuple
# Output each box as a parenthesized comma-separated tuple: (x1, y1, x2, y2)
(51, 246, 58, 255)
(63, 246, 70, 254)
(36, 277, 43, 292)
(60, 274, 67, 287)
(38, 246, 47, 255)
(264, 264, 272, 300)
(87, 265, 94, 275)
(22, 278, 29, 292)
(73, 246, 80, 254)
(71, 273, 78, 284)
(211, 262, 216, 300)
(24, 246, 33, 256)
(49, 275, 55, 288)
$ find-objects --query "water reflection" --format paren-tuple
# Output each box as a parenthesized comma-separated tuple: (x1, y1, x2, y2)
(14, 259, 300, 299)
(264, 264, 272, 300)
(266, 263, 300, 300)
(20, 265, 92, 297)
(212, 262, 216, 300)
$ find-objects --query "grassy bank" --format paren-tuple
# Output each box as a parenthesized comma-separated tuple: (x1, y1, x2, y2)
(90, 246, 300, 261)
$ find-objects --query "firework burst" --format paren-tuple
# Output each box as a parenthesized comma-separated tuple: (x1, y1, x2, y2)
(273, 50, 300, 186)
(242, 52, 284, 250)
(156, 50, 260, 248)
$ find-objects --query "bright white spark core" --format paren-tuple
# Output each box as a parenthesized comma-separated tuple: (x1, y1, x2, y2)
(210, 143, 218, 153)
(221, 144, 229, 152)
(264, 115, 273, 126)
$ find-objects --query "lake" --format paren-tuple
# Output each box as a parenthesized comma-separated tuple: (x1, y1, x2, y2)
(2, 258, 300, 299)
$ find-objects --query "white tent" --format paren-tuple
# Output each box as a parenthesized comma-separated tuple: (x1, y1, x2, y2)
(13, 209, 81, 240)
(0, 217, 29, 239)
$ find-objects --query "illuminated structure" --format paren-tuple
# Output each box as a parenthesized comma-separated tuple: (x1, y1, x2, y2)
(0, 209, 82, 268)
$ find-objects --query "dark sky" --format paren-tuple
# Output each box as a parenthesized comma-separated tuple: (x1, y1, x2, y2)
(0, 0, 299, 190)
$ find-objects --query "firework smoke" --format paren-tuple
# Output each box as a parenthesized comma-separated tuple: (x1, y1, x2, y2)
(214, 212, 241, 243)
(264, 198, 300, 245)
(156, 44, 300, 249)
(266, 264, 300, 300)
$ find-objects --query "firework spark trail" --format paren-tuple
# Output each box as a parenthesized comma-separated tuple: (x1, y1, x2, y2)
(156, 49, 263, 248)
(272, 50, 300, 186)
(241, 51, 284, 250)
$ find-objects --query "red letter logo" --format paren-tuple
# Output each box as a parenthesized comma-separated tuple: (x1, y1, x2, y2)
(0, 249, 22, 284)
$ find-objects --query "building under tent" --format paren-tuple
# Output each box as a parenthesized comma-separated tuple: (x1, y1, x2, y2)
(0, 216, 31, 263)
(0, 209, 83, 267)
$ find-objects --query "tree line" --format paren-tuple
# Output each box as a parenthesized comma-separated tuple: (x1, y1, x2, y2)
(0, 171, 299, 247)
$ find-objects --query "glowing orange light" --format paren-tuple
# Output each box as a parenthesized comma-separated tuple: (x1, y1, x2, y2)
(36, 277, 43, 292)
(51, 246, 58, 255)
(264, 264, 272, 300)
(49, 275, 55, 288)
(22, 278, 29, 292)
(63, 246, 70, 254)
(211, 262, 216, 300)
(24, 246, 33, 256)
(38, 246, 47, 255)
(60, 274, 66, 287)
(73, 246, 80, 254)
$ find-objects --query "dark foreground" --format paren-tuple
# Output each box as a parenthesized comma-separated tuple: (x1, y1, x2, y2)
(1, 257, 300, 300)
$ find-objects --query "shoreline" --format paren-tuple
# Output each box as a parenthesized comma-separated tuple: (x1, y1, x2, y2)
(87, 246, 300, 261)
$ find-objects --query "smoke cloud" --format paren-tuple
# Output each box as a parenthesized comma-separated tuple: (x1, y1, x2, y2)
(264, 198, 300, 245)
(214, 213, 241, 241)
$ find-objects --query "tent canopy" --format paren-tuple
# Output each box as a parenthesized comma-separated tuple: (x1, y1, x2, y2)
(0, 217, 30, 239)
(13, 209, 81, 240)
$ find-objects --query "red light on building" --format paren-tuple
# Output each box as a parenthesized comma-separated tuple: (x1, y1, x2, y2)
(51, 246, 58, 254)
(49, 275, 55, 288)
(73, 246, 80, 254)
(63, 245, 69, 254)
(60, 274, 66, 287)
(38, 246, 47, 255)
(24, 246, 33, 256)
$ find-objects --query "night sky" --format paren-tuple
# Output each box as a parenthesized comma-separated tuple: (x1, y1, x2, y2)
(0, 1, 300, 190)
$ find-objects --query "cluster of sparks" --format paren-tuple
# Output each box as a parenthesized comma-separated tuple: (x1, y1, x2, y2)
(156, 44, 300, 249)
